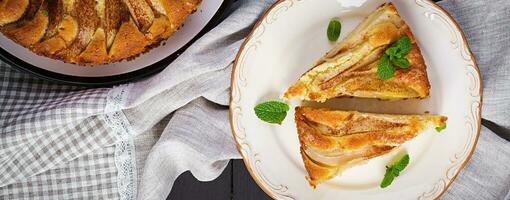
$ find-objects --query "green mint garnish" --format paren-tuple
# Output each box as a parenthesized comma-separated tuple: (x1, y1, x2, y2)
(394, 36, 412, 58)
(42, 10, 49, 17)
(435, 123, 447, 133)
(327, 19, 342, 42)
(254, 101, 290, 124)
(377, 36, 412, 80)
(392, 58, 410, 69)
(385, 47, 399, 59)
(377, 54, 394, 80)
(380, 154, 410, 188)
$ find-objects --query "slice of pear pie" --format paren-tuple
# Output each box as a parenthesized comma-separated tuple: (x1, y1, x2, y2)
(284, 3, 430, 102)
(295, 106, 447, 187)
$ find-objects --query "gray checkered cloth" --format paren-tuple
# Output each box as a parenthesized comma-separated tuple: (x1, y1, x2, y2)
(0, 0, 509, 199)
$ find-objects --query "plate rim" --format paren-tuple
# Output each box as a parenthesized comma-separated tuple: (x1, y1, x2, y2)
(229, 0, 483, 199)
(0, 0, 232, 87)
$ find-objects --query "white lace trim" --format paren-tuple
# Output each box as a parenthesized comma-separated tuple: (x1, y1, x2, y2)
(104, 84, 137, 200)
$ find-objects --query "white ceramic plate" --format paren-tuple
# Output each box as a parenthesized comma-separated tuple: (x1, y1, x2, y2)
(0, 0, 223, 77)
(230, 0, 482, 199)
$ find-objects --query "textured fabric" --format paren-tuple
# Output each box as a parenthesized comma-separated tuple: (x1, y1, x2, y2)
(0, 146, 118, 199)
(136, 98, 240, 200)
(0, 0, 508, 200)
(0, 63, 121, 199)
(0, 0, 272, 199)
(127, 1, 275, 198)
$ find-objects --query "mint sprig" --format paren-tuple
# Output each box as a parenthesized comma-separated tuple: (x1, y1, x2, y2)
(392, 58, 410, 69)
(254, 101, 290, 124)
(327, 19, 342, 42)
(377, 55, 394, 80)
(380, 154, 410, 188)
(377, 36, 412, 80)
(395, 36, 412, 58)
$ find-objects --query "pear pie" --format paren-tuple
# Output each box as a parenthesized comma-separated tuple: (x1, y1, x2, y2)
(284, 3, 430, 102)
(0, 0, 201, 65)
(295, 106, 447, 187)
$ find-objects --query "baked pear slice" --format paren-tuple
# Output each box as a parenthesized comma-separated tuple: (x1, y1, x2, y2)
(0, 0, 29, 26)
(284, 3, 430, 102)
(2, 3, 49, 47)
(295, 106, 447, 188)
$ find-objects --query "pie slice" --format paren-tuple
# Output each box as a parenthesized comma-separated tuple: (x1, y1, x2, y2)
(295, 106, 447, 187)
(284, 3, 430, 102)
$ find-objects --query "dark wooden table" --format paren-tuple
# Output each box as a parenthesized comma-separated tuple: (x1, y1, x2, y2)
(167, 160, 270, 200)
(167, 0, 445, 199)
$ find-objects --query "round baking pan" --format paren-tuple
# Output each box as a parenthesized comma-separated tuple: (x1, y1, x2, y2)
(0, 0, 235, 87)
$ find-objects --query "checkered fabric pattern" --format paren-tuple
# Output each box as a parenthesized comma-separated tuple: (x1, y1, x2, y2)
(0, 63, 121, 199)
(0, 146, 118, 199)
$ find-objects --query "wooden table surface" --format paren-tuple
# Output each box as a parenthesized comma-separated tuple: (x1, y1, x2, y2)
(167, 160, 270, 200)
(167, 0, 444, 199)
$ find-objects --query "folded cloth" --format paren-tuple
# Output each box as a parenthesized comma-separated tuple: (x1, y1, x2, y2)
(0, 0, 273, 199)
(0, 0, 508, 200)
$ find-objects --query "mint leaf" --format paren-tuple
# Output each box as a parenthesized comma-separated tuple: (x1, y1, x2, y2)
(377, 55, 394, 80)
(393, 154, 410, 171)
(395, 36, 412, 58)
(42, 10, 49, 17)
(327, 19, 342, 41)
(435, 123, 447, 133)
(254, 101, 290, 124)
(380, 167, 395, 188)
(385, 47, 398, 56)
(380, 154, 410, 188)
(378, 36, 413, 80)
(393, 58, 410, 69)
(385, 47, 399, 60)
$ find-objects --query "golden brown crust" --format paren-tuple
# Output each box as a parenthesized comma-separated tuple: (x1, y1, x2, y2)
(44, 0, 64, 38)
(159, 0, 202, 38)
(56, 15, 78, 45)
(51, 0, 100, 63)
(295, 108, 338, 151)
(284, 3, 431, 102)
(295, 106, 447, 187)
(0, 0, 202, 65)
(123, 0, 154, 32)
(109, 20, 148, 62)
(33, 15, 79, 57)
(163, 0, 201, 26)
(78, 28, 109, 64)
(23, 0, 44, 20)
(33, 37, 67, 56)
(146, 16, 172, 43)
(105, 0, 131, 48)
(3, 6, 48, 47)
(299, 147, 339, 188)
(392, 43, 430, 97)
(0, 0, 29, 26)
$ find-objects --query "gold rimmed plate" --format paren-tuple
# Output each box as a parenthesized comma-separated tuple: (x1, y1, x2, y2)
(230, 0, 482, 199)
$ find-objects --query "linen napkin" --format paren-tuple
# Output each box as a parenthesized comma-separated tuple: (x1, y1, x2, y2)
(0, 0, 272, 199)
(0, 0, 509, 200)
